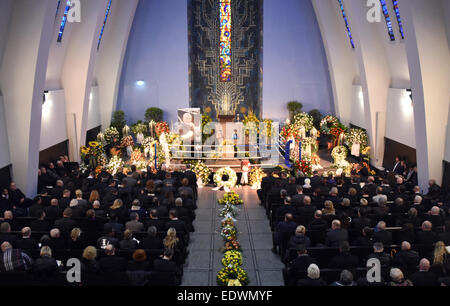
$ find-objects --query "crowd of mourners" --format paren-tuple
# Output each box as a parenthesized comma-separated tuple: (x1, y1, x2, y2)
(0, 156, 198, 286)
(259, 166, 450, 286)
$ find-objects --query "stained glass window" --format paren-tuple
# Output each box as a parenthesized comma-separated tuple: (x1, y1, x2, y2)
(97, 0, 112, 50)
(380, 0, 395, 41)
(392, 0, 404, 39)
(337, 0, 355, 49)
(219, 0, 232, 82)
(57, 0, 71, 43)
(55, 0, 61, 21)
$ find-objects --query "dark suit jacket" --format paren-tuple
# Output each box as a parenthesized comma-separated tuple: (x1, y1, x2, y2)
(409, 271, 439, 286)
(15, 237, 38, 250)
(145, 219, 166, 231)
(373, 230, 393, 245)
(54, 217, 77, 237)
(328, 252, 359, 269)
(325, 229, 348, 247)
(165, 219, 188, 234)
(99, 255, 127, 273)
(139, 237, 164, 250)
(416, 231, 438, 246)
(153, 258, 178, 273)
(30, 219, 51, 232)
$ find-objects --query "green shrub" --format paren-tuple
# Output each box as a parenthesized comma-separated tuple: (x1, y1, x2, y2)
(110, 110, 126, 137)
(308, 109, 323, 129)
(287, 101, 303, 120)
(145, 107, 163, 123)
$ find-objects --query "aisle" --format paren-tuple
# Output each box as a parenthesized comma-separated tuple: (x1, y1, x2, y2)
(181, 186, 284, 286)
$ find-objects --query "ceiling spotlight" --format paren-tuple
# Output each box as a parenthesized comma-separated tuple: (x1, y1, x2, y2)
(135, 80, 146, 87)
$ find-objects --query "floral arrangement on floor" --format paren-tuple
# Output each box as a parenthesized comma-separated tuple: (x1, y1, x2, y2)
(141, 137, 156, 157)
(345, 128, 368, 151)
(301, 137, 319, 157)
(292, 112, 314, 132)
(248, 167, 266, 188)
(217, 266, 249, 286)
(218, 191, 243, 205)
(219, 203, 240, 218)
(96, 132, 105, 144)
(192, 161, 211, 186)
(106, 155, 124, 175)
(243, 112, 260, 135)
(155, 122, 170, 137)
(221, 250, 243, 267)
(221, 224, 237, 241)
(320, 115, 340, 135)
(131, 122, 147, 135)
(214, 167, 238, 190)
(331, 145, 348, 167)
(130, 149, 148, 170)
(293, 159, 313, 177)
(103, 127, 119, 144)
(80, 141, 105, 168)
(224, 239, 242, 252)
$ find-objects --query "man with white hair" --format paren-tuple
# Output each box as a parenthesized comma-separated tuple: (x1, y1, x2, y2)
(409, 258, 439, 286)
(325, 219, 348, 247)
(416, 221, 438, 246)
(427, 206, 445, 227)
(15, 227, 38, 251)
(372, 187, 388, 205)
(412, 195, 425, 213)
(0, 242, 33, 272)
(50, 179, 64, 199)
(44, 198, 62, 220)
(297, 264, 327, 286)
(389, 268, 412, 286)
(46, 228, 65, 250)
(393, 241, 420, 277)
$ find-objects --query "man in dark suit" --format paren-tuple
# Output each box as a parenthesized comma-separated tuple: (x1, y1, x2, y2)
(393, 241, 420, 277)
(54, 208, 77, 239)
(285, 244, 316, 286)
(416, 221, 438, 245)
(276, 197, 296, 221)
(153, 248, 179, 273)
(366, 242, 392, 278)
(183, 164, 197, 187)
(44, 198, 62, 221)
(285, 177, 298, 196)
(145, 209, 166, 231)
(297, 196, 316, 226)
(273, 213, 297, 253)
(328, 241, 359, 269)
(310, 171, 322, 189)
(103, 215, 124, 233)
(291, 186, 305, 206)
(0, 222, 17, 246)
(99, 244, 127, 273)
(409, 258, 439, 286)
(15, 227, 38, 251)
(49, 180, 65, 199)
(58, 189, 72, 209)
(45, 228, 66, 249)
(325, 220, 348, 247)
(165, 210, 188, 234)
(30, 211, 51, 232)
(392, 156, 404, 175)
(139, 226, 164, 250)
(373, 221, 393, 245)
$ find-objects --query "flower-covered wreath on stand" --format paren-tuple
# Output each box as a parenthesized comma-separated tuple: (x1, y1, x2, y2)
(218, 191, 243, 205)
(331, 145, 348, 167)
(217, 266, 249, 286)
(292, 112, 314, 132)
(104, 127, 119, 145)
(214, 167, 238, 190)
(293, 159, 313, 177)
(345, 128, 368, 153)
(192, 161, 211, 186)
(155, 122, 170, 137)
(221, 250, 243, 267)
(320, 115, 340, 135)
(248, 167, 266, 189)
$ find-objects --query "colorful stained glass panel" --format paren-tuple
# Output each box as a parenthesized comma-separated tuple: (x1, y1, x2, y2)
(220, 0, 231, 82)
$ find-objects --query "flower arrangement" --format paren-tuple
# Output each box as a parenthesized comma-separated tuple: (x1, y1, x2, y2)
(121, 135, 134, 148)
(248, 167, 266, 188)
(155, 122, 170, 137)
(219, 203, 240, 218)
(218, 191, 243, 205)
(131, 122, 147, 135)
(320, 115, 340, 135)
(221, 224, 237, 241)
(243, 112, 260, 135)
(222, 250, 243, 267)
(165, 132, 181, 146)
(221, 218, 235, 228)
(80, 141, 104, 164)
(214, 167, 238, 189)
(106, 155, 124, 175)
(281, 124, 301, 143)
(331, 145, 348, 166)
(294, 159, 313, 177)
(192, 161, 211, 185)
(292, 112, 314, 132)
(104, 127, 119, 144)
(224, 239, 242, 252)
(217, 266, 249, 286)
(122, 125, 131, 137)
(96, 154, 108, 167)
(261, 119, 273, 138)
(97, 132, 105, 144)
(301, 137, 319, 156)
(345, 128, 368, 151)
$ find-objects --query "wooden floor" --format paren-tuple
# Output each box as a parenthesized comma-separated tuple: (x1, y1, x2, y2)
(181, 186, 285, 286)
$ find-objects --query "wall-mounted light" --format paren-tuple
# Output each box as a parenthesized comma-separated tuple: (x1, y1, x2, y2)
(135, 80, 146, 87)
(90, 93, 93, 100)
(402, 89, 413, 115)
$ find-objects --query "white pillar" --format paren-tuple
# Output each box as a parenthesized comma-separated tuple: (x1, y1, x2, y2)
(61, 0, 109, 161)
(0, 0, 57, 197)
(400, 0, 450, 189)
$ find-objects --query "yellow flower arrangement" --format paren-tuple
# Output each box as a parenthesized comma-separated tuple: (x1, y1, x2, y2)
(218, 191, 243, 205)
(222, 250, 243, 267)
(217, 266, 249, 286)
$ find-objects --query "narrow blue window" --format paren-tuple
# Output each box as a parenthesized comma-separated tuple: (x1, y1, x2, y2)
(55, 0, 61, 21)
(392, 0, 404, 39)
(57, 0, 71, 43)
(380, 0, 396, 41)
(337, 0, 355, 49)
(97, 0, 112, 50)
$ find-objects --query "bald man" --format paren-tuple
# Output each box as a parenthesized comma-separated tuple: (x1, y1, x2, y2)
(409, 258, 439, 286)
(393, 241, 420, 277)
(325, 220, 349, 247)
(427, 206, 445, 228)
(416, 221, 438, 246)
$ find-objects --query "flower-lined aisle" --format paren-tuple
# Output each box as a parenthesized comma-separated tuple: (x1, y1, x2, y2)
(217, 191, 249, 286)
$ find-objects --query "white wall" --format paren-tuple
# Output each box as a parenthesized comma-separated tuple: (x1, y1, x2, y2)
(40, 90, 68, 150)
(87, 86, 101, 130)
(444, 105, 450, 162)
(385, 88, 416, 148)
(0, 0, 15, 71)
(350, 85, 366, 129)
(0, 96, 11, 168)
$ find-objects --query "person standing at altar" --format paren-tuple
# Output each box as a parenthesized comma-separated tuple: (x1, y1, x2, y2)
(240, 160, 250, 185)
